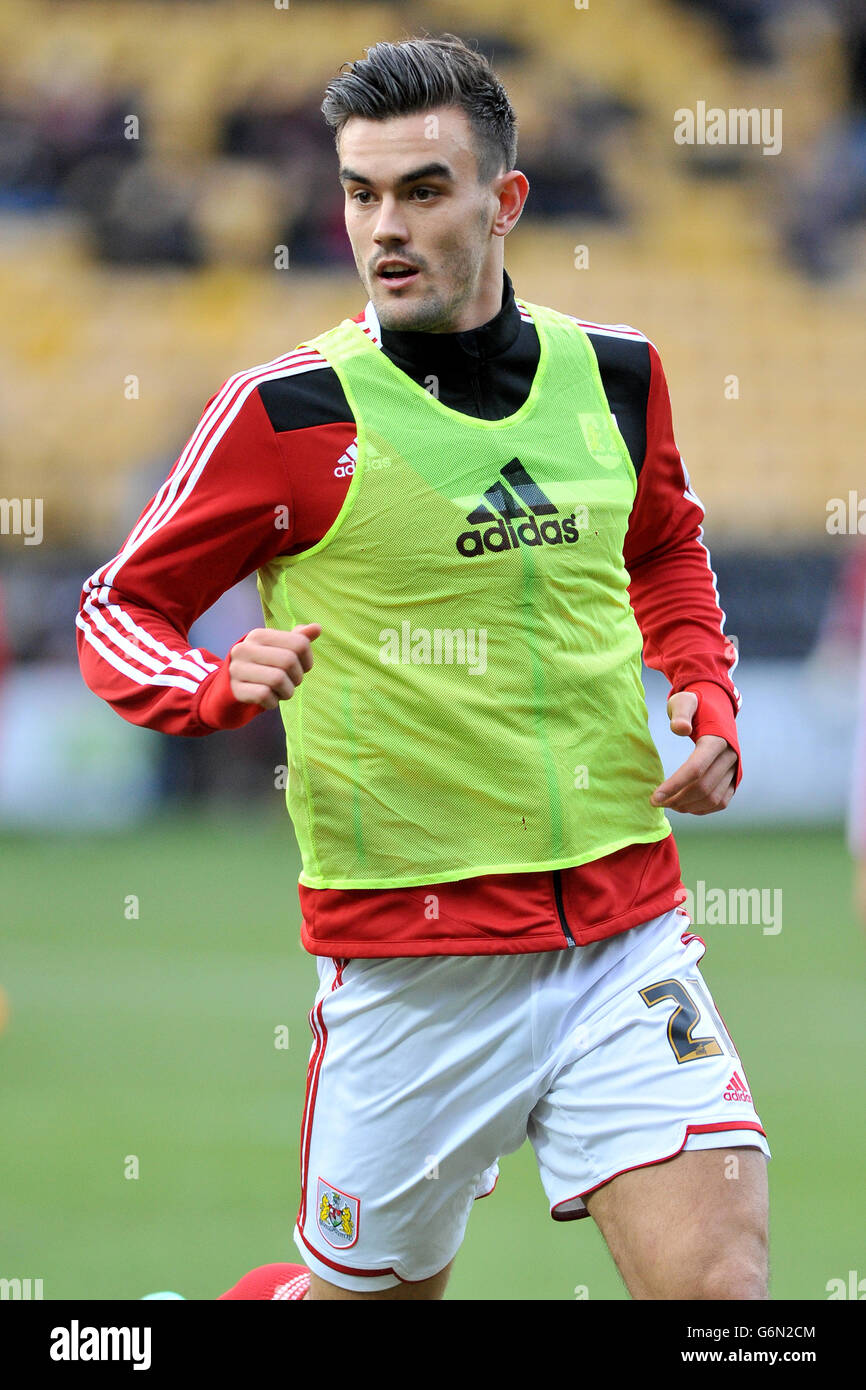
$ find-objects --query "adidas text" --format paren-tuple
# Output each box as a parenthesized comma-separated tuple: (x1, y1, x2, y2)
(334, 456, 391, 478)
(457, 458, 588, 557)
(457, 511, 582, 557)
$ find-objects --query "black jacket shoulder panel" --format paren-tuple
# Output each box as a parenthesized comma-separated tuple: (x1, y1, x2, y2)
(582, 330, 651, 480)
(257, 367, 353, 433)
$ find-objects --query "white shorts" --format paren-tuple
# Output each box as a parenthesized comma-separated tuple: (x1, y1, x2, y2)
(293, 907, 770, 1291)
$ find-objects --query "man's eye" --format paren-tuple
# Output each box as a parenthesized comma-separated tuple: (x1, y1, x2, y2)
(350, 187, 438, 203)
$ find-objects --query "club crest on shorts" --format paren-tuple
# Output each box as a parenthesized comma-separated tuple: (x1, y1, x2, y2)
(316, 1177, 360, 1249)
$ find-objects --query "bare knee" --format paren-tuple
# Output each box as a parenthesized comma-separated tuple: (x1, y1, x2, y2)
(693, 1239, 769, 1301)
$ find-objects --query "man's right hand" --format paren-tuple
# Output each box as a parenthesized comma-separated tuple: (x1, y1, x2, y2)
(229, 625, 322, 709)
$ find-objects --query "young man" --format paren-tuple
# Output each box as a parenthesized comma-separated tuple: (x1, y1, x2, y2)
(78, 34, 770, 1300)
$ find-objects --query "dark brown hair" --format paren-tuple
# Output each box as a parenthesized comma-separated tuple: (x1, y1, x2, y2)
(321, 33, 517, 183)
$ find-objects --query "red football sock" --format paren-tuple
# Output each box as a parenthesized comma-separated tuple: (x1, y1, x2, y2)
(218, 1262, 310, 1300)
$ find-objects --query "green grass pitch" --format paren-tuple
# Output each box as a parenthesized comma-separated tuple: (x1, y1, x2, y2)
(1, 813, 863, 1300)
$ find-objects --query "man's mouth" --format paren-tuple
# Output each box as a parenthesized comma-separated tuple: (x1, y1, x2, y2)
(375, 261, 421, 288)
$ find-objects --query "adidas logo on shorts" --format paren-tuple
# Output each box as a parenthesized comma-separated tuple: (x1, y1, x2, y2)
(723, 1070, 753, 1104)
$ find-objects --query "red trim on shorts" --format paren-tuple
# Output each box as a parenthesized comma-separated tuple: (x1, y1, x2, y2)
(701, 982, 739, 1057)
(475, 1172, 499, 1201)
(297, 959, 347, 1231)
(297, 1225, 446, 1286)
(549, 1120, 768, 1221)
(680, 930, 709, 970)
(679, 926, 745, 1058)
(679, 929, 740, 1053)
(296, 1223, 403, 1280)
(298, 1175, 500, 1285)
(684, 1121, 765, 1137)
(296, 999, 327, 1231)
(678, 928, 747, 1058)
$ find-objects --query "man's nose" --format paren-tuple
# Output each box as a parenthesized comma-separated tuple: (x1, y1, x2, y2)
(372, 195, 409, 243)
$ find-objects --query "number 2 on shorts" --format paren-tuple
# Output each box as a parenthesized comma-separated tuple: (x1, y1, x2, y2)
(639, 978, 724, 1064)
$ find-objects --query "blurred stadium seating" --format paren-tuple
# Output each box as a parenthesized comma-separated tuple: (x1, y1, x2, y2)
(0, 0, 863, 545)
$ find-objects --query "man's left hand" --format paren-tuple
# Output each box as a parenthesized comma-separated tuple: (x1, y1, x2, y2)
(649, 691, 739, 815)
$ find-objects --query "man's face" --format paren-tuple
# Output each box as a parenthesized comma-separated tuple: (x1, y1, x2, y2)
(337, 105, 506, 333)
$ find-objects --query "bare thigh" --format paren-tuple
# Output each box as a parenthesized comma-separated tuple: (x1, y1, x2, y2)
(585, 1147, 769, 1300)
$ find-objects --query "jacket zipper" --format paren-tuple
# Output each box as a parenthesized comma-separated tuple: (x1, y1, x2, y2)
(552, 869, 576, 947)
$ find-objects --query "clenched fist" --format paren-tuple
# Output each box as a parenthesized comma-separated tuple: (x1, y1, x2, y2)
(229, 625, 322, 710)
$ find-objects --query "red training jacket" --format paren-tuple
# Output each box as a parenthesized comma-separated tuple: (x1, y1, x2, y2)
(77, 271, 742, 956)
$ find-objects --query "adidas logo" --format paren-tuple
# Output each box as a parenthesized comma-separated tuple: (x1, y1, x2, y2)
(456, 458, 582, 558)
(333, 439, 357, 477)
(723, 1070, 753, 1104)
(333, 438, 392, 477)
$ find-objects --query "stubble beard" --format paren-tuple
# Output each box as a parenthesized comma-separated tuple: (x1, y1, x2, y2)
(361, 241, 483, 334)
